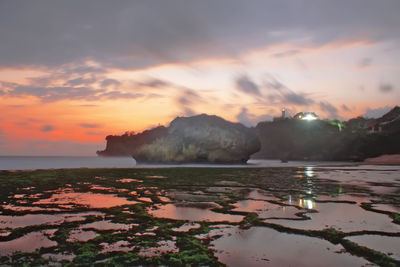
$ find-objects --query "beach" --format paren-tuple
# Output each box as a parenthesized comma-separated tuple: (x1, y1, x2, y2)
(0, 164, 399, 266)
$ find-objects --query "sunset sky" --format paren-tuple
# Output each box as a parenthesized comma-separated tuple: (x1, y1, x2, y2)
(1, 1, 399, 156)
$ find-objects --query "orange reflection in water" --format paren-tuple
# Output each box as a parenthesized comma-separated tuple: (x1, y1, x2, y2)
(149, 204, 243, 223)
(34, 192, 138, 208)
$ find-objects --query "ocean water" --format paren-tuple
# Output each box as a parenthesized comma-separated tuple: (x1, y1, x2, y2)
(0, 156, 355, 171)
(0, 156, 136, 170)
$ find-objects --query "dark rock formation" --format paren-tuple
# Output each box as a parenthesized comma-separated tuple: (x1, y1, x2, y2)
(253, 119, 340, 161)
(253, 106, 400, 161)
(97, 114, 261, 164)
(97, 126, 168, 157)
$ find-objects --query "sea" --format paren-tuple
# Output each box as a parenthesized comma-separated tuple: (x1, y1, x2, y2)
(0, 156, 356, 171)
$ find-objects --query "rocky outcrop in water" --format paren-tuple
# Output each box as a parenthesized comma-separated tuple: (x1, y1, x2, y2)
(97, 114, 261, 164)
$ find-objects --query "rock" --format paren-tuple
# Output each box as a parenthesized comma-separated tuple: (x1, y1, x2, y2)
(253, 106, 400, 161)
(97, 114, 261, 164)
(97, 126, 167, 157)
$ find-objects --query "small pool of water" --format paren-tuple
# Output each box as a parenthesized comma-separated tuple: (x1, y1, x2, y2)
(0, 231, 57, 256)
(265, 202, 400, 232)
(210, 226, 369, 267)
(33, 191, 138, 208)
(0, 212, 104, 229)
(148, 204, 243, 223)
(232, 200, 301, 219)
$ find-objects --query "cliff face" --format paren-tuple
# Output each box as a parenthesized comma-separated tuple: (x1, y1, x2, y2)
(97, 114, 260, 163)
(253, 106, 400, 161)
(97, 126, 168, 157)
(98, 106, 400, 163)
(253, 119, 340, 161)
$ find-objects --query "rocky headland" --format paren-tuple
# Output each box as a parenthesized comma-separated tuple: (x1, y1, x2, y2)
(253, 106, 400, 161)
(98, 106, 400, 163)
(97, 114, 261, 164)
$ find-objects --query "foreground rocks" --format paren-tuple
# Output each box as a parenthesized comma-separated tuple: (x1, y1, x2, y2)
(97, 114, 260, 164)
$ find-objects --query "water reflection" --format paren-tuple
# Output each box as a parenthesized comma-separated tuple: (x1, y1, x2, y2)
(266, 202, 400, 232)
(34, 191, 138, 208)
(0, 212, 104, 229)
(148, 204, 243, 222)
(210, 226, 368, 267)
(0, 231, 57, 256)
(232, 200, 300, 219)
(298, 198, 315, 210)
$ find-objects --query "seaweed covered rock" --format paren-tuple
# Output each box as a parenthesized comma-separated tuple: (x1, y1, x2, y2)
(97, 114, 261, 164)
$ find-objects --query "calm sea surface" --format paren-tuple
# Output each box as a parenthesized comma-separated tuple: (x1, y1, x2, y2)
(0, 156, 357, 170)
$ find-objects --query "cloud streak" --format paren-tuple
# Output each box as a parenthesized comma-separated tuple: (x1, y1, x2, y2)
(319, 101, 339, 119)
(236, 75, 261, 96)
(41, 125, 55, 132)
(379, 83, 394, 93)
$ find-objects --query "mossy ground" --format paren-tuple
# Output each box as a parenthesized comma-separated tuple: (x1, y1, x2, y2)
(0, 166, 399, 266)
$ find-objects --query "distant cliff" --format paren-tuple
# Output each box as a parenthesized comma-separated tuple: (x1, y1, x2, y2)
(97, 114, 260, 164)
(98, 107, 400, 163)
(253, 106, 400, 161)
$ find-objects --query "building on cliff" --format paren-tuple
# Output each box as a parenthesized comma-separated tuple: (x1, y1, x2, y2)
(294, 112, 319, 120)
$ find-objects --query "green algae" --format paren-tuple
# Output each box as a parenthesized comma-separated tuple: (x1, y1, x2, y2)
(0, 166, 399, 265)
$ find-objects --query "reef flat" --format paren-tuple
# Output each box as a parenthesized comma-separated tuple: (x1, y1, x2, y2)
(0, 166, 399, 266)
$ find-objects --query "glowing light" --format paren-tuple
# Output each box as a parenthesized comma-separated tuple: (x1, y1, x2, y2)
(303, 114, 317, 120)
(305, 167, 314, 177)
(306, 199, 314, 209)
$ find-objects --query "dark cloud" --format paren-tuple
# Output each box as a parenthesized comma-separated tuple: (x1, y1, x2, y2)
(263, 74, 314, 106)
(87, 132, 104, 136)
(2, 1, 398, 69)
(176, 89, 203, 116)
(341, 104, 350, 112)
(79, 123, 101, 129)
(182, 107, 196, 117)
(1, 75, 143, 102)
(319, 101, 339, 118)
(136, 78, 170, 89)
(100, 79, 121, 88)
(272, 49, 300, 58)
(265, 76, 286, 91)
(379, 83, 394, 93)
(363, 106, 392, 118)
(41, 125, 54, 132)
(282, 92, 314, 106)
(236, 75, 261, 96)
(236, 107, 274, 127)
(358, 57, 372, 68)
(65, 77, 97, 86)
(27, 64, 106, 87)
(99, 91, 143, 100)
(236, 108, 253, 127)
(177, 89, 202, 106)
(8, 105, 25, 108)
(9, 84, 104, 102)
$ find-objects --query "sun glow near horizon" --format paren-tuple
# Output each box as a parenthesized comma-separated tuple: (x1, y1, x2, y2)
(0, 1, 399, 155)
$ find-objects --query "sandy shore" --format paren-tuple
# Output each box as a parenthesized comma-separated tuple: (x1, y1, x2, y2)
(364, 154, 400, 165)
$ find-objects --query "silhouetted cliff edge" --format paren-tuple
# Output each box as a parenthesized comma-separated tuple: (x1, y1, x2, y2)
(253, 106, 400, 161)
(97, 114, 261, 163)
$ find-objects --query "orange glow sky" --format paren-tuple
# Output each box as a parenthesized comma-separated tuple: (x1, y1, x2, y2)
(0, 1, 399, 155)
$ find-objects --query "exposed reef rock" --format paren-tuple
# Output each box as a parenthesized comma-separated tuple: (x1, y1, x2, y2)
(97, 114, 261, 164)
